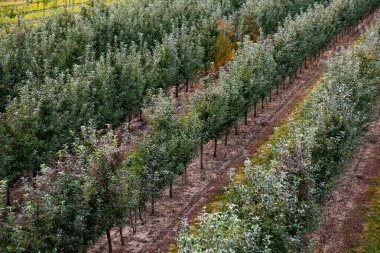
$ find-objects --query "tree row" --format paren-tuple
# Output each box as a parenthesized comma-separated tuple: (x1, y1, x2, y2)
(177, 13, 380, 252)
(0, 0, 325, 189)
(1, 0, 378, 251)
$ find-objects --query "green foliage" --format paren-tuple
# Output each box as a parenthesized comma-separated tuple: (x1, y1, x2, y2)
(0, 12, 94, 110)
(0, 0, 325, 186)
(232, 0, 332, 42)
(0, 125, 134, 252)
(195, 86, 229, 143)
(177, 15, 380, 253)
(0, 0, 234, 184)
(134, 94, 180, 205)
(0, 0, 376, 251)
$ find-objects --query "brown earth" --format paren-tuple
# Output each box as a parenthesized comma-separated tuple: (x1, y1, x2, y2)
(88, 9, 380, 253)
(306, 100, 380, 253)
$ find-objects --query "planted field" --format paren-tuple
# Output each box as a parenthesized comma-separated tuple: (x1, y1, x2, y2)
(0, 0, 379, 252)
(0, 0, 109, 25)
(177, 14, 380, 252)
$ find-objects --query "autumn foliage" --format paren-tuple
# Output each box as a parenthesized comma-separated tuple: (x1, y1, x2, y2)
(211, 18, 236, 70)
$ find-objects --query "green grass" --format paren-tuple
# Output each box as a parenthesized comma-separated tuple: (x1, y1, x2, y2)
(0, 0, 117, 25)
(360, 177, 380, 252)
(345, 177, 380, 253)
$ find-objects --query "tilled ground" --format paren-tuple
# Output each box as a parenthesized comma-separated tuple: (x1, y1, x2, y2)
(89, 9, 380, 253)
(306, 100, 380, 253)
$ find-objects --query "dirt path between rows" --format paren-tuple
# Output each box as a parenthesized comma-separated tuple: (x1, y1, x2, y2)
(89, 9, 380, 253)
(306, 100, 380, 253)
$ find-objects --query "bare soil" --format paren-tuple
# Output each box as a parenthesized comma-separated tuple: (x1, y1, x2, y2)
(88, 10, 380, 253)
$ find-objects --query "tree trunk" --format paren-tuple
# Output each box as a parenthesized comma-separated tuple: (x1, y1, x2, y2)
(175, 85, 179, 98)
(138, 206, 144, 225)
(244, 110, 248, 125)
(235, 126, 238, 135)
(277, 86, 279, 95)
(106, 229, 113, 253)
(139, 109, 143, 121)
(6, 186, 10, 207)
(261, 96, 265, 110)
(175, 74, 179, 98)
(32, 169, 37, 189)
(127, 115, 132, 129)
(169, 182, 173, 198)
(200, 145, 204, 170)
(186, 79, 189, 92)
(134, 210, 137, 231)
(151, 195, 155, 215)
(254, 103, 257, 117)
(269, 90, 272, 102)
(213, 139, 217, 157)
(36, 201, 40, 221)
(129, 212, 136, 233)
(183, 166, 188, 183)
(119, 226, 125, 246)
(225, 133, 228, 145)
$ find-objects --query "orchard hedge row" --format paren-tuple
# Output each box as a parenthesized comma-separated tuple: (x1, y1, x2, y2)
(0, 0, 325, 185)
(1, 0, 377, 251)
(177, 11, 380, 253)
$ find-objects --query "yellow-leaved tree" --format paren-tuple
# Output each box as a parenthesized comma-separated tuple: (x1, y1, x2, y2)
(211, 18, 236, 71)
